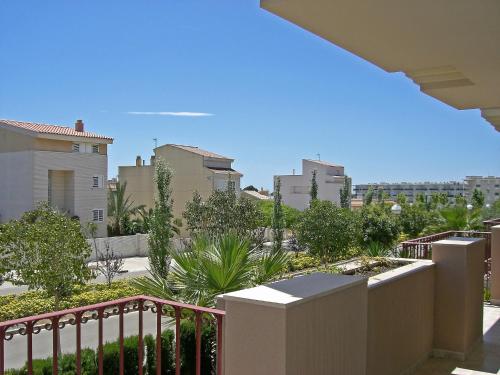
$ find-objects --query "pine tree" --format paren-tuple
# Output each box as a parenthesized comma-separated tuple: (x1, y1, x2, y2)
(272, 177, 284, 252)
(340, 176, 351, 209)
(310, 170, 318, 205)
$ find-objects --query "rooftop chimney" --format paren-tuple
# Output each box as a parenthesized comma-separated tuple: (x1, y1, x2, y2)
(136, 155, 142, 167)
(75, 120, 84, 132)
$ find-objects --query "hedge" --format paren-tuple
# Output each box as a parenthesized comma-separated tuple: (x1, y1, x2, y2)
(0, 281, 141, 322)
(6, 321, 216, 375)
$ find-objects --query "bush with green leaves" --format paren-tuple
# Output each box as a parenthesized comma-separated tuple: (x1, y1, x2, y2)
(183, 183, 262, 239)
(144, 330, 175, 375)
(285, 253, 321, 272)
(0, 281, 140, 322)
(179, 320, 216, 375)
(257, 201, 301, 229)
(397, 203, 434, 238)
(295, 200, 359, 264)
(363, 241, 391, 258)
(6, 322, 214, 375)
(358, 204, 400, 250)
(0, 203, 92, 310)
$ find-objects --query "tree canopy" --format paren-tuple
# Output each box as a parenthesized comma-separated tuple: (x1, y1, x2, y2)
(0, 203, 92, 307)
(295, 200, 358, 264)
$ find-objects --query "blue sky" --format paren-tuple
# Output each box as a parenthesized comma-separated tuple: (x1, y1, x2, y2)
(1, 1, 499, 190)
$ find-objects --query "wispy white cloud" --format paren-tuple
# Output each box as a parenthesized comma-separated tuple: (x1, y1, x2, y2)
(127, 111, 214, 117)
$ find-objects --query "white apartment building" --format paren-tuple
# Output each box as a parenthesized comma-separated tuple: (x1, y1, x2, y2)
(275, 159, 349, 211)
(354, 181, 465, 203)
(355, 177, 500, 205)
(464, 176, 500, 204)
(0, 119, 113, 237)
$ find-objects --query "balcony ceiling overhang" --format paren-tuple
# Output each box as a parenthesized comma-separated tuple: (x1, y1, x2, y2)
(261, 0, 500, 131)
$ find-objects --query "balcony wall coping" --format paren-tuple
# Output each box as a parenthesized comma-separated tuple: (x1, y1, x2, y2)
(220, 272, 366, 309)
(434, 237, 485, 246)
(368, 259, 434, 289)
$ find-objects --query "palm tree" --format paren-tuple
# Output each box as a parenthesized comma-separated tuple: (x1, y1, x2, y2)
(132, 233, 289, 307)
(426, 205, 483, 233)
(108, 181, 145, 235)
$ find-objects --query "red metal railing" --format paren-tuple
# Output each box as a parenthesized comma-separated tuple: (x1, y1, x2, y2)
(400, 230, 492, 273)
(0, 295, 225, 375)
(483, 218, 500, 231)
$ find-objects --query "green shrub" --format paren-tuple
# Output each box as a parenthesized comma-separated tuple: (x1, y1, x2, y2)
(364, 241, 390, 257)
(286, 253, 321, 272)
(0, 280, 141, 321)
(102, 335, 141, 375)
(8, 349, 97, 375)
(144, 330, 175, 374)
(180, 320, 216, 375)
(4, 322, 214, 374)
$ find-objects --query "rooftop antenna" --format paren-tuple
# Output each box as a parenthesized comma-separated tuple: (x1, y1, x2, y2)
(153, 138, 158, 149)
(317, 153, 321, 161)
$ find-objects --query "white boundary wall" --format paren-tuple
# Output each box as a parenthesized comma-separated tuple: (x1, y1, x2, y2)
(87, 229, 290, 261)
(87, 234, 186, 261)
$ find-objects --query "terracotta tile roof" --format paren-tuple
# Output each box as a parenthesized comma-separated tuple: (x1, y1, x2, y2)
(167, 144, 231, 160)
(0, 119, 113, 141)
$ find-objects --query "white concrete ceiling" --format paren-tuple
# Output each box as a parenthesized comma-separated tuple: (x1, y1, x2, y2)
(261, 0, 500, 131)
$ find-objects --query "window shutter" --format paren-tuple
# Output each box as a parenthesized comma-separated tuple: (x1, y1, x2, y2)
(92, 209, 104, 222)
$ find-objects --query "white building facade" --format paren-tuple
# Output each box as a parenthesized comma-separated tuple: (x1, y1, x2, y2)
(355, 177, 500, 205)
(464, 176, 500, 204)
(275, 159, 349, 211)
(0, 119, 113, 237)
(354, 181, 465, 203)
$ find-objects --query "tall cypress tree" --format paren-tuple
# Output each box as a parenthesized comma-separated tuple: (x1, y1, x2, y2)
(310, 170, 318, 205)
(272, 177, 284, 252)
(148, 157, 174, 278)
(340, 176, 351, 209)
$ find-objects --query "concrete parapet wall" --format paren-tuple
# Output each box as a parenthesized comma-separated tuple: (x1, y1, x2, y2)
(366, 261, 435, 375)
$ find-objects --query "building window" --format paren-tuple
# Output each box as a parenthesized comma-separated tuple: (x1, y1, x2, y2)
(92, 175, 104, 188)
(92, 144, 99, 153)
(92, 209, 104, 222)
(72, 143, 80, 152)
(92, 176, 104, 188)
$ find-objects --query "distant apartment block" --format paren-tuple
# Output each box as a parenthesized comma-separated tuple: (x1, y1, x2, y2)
(464, 176, 500, 204)
(0, 119, 113, 237)
(118, 144, 242, 225)
(354, 181, 466, 203)
(275, 159, 349, 211)
(355, 177, 500, 204)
